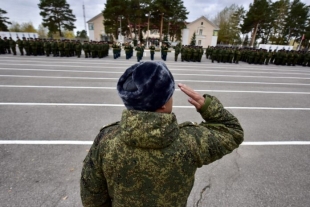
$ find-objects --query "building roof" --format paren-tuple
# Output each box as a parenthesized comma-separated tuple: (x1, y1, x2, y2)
(87, 13, 103, 23)
(187, 16, 219, 30)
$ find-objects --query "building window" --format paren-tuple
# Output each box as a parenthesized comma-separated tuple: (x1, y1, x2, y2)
(201, 22, 203, 25)
(89, 23, 94, 30)
(198, 40, 201, 45)
(213, 30, 218, 36)
(199, 29, 203, 35)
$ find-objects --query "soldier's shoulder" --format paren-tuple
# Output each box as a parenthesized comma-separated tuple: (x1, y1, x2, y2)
(99, 121, 120, 132)
(179, 121, 199, 128)
(92, 121, 120, 146)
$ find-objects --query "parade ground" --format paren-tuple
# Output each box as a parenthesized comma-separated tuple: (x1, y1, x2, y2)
(0, 51, 310, 207)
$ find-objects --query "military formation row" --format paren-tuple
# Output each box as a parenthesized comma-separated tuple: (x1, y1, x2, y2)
(0, 37, 111, 58)
(205, 47, 310, 66)
(2, 37, 309, 66)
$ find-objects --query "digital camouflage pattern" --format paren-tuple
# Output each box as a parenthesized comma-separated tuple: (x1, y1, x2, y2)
(80, 95, 244, 207)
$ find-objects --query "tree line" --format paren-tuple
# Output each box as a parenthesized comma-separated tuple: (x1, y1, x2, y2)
(214, 0, 310, 48)
(103, 0, 189, 43)
(0, 0, 86, 39)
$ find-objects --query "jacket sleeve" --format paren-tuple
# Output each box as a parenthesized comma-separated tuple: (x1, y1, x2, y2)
(80, 132, 111, 207)
(183, 94, 244, 167)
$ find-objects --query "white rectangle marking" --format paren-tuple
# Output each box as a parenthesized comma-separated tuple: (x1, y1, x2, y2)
(0, 103, 310, 110)
(0, 140, 309, 146)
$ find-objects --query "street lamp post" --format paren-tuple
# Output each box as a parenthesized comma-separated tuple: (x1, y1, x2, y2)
(146, 12, 150, 48)
(118, 15, 123, 45)
(167, 17, 171, 41)
(160, 13, 164, 46)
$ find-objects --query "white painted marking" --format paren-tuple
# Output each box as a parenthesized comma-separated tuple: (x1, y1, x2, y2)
(1, 103, 310, 110)
(0, 58, 308, 73)
(0, 140, 93, 145)
(1, 75, 310, 86)
(1, 68, 310, 80)
(241, 141, 310, 146)
(1, 85, 310, 95)
(0, 140, 309, 146)
(0, 75, 118, 80)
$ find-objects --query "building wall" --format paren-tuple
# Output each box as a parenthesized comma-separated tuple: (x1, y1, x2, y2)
(182, 29, 189, 46)
(185, 18, 216, 48)
(88, 15, 105, 41)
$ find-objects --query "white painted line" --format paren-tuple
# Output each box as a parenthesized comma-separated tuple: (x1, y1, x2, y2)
(0, 140, 93, 145)
(0, 85, 116, 90)
(0, 75, 118, 80)
(1, 63, 310, 75)
(1, 68, 310, 80)
(1, 85, 310, 95)
(1, 103, 310, 110)
(1, 58, 308, 73)
(241, 141, 310, 146)
(1, 75, 310, 86)
(0, 140, 309, 146)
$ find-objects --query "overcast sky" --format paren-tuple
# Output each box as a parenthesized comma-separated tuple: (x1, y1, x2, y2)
(1, 0, 310, 34)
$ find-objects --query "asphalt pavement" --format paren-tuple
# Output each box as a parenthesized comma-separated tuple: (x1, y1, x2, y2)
(0, 50, 310, 207)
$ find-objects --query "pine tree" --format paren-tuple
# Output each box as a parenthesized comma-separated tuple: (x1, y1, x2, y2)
(190, 32, 196, 46)
(241, 0, 271, 47)
(38, 0, 76, 37)
(0, 8, 11, 31)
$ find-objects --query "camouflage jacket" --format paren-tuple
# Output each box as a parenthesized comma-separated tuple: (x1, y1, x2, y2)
(80, 95, 244, 207)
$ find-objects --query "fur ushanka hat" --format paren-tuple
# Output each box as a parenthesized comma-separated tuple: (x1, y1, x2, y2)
(117, 61, 175, 111)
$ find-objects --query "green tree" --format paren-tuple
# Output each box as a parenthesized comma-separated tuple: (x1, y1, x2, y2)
(229, 6, 245, 45)
(38, 0, 76, 37)
(103, 0, 188, 42)
(0, 8, 11, 31)
(267, 0, 290, 44)
(190, 32, 196, 46)
(213, 4, 242, 45)
(38, 24, 48, 38)
(9, 21, 37, 33)
(284, 0, 309, 45)
(20, 22, 37, 33)
(9, 22, 22, 32)
(76, 30, 88, 39)
(241, 0, 271, 47)
(103, 0, 128, 40)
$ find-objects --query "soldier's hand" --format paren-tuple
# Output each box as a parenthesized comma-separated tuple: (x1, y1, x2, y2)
(178, 83, 205, 110)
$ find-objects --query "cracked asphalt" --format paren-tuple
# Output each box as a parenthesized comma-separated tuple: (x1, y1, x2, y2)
(0, 50, 310, 207)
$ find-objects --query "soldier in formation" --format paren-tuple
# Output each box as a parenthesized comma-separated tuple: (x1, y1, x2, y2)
(180, 45, 204, 62)
(149, 43, 156, 60)
(161, 43, 169, 61)
(0, 38, 111, 59)
(206, 46, 309, 66)
(124, 42, 133, 60)
(0, 36, 11, 54)
(135, 43, 143, 62)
